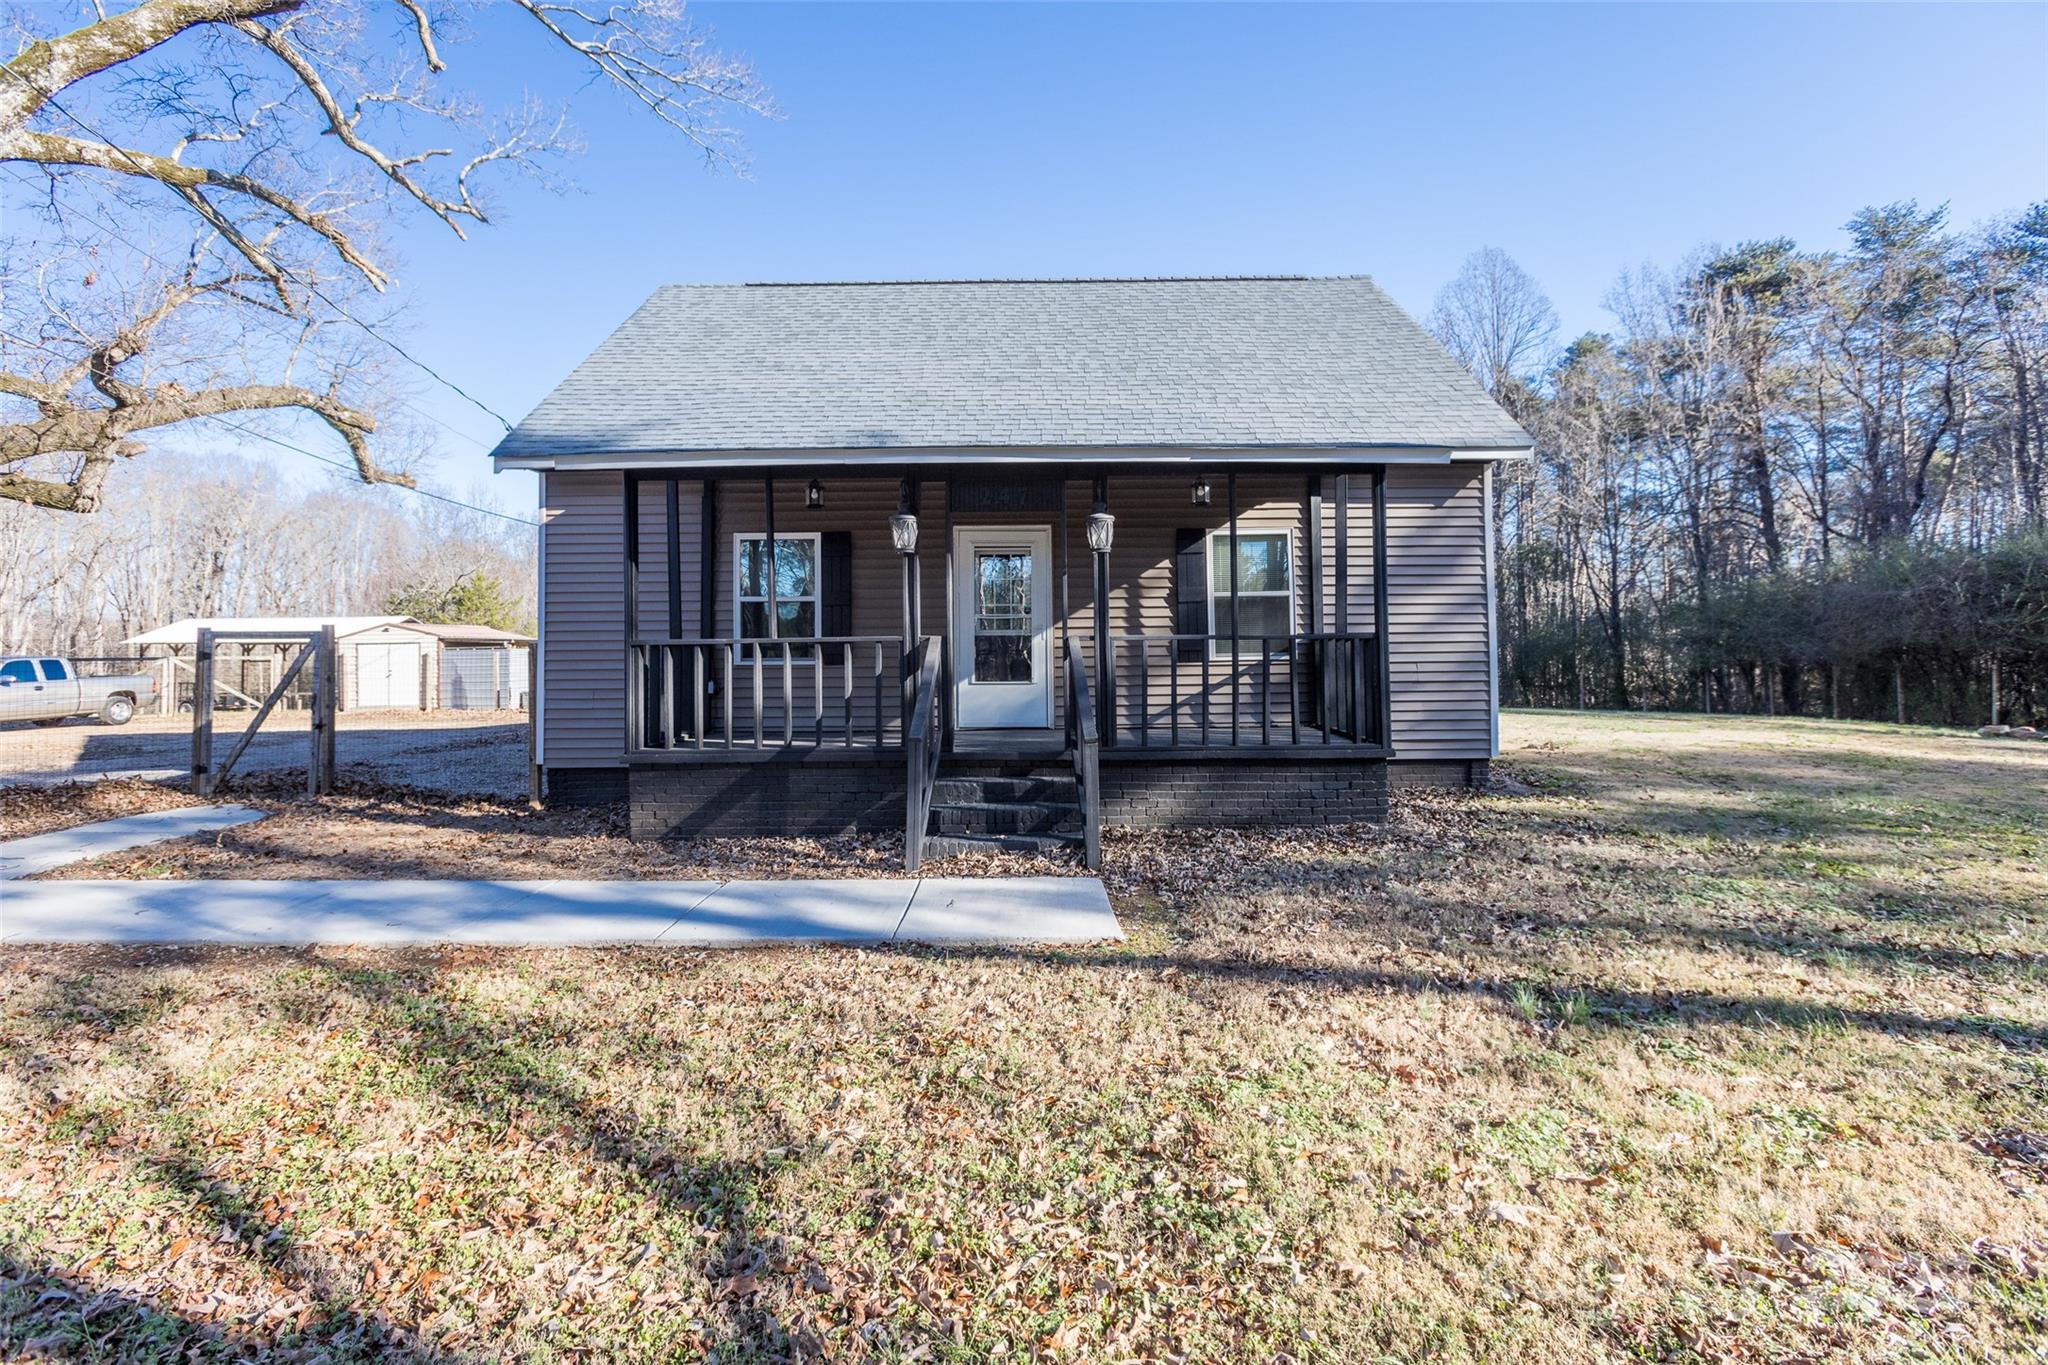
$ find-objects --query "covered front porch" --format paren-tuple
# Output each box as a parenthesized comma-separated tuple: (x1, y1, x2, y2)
(615, 464, 1397, 869)
(620, 465, 1394, 761)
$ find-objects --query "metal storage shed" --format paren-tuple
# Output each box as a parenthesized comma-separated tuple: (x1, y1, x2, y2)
(409, 623, 534, 710)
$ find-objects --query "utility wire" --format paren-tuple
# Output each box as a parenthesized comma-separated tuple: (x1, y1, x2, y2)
(208, 414, 538, 527)
(0, 166, 534, 525)
(3, 69, 517, 432)
(0, 165, 495, 453)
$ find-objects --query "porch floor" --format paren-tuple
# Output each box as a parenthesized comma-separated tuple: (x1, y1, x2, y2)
(951, 728, 1064, 757)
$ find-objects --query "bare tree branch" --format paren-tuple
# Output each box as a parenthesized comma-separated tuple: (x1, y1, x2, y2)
(0, 0, 774, 513)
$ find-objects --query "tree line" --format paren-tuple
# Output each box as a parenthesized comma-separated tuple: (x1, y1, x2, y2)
(1430, 202, 2048, 729)
(0, 455, 535, 659)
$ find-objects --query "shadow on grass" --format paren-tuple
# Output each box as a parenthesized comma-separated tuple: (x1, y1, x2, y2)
(874, 942, 2048, 1051)
(1, 957, 817, 1362)
(0, 1234, 445, 1363)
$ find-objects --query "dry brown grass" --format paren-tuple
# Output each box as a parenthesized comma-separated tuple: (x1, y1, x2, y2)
(1, 711, 2044, 1362)
(0, 777, 203, 840)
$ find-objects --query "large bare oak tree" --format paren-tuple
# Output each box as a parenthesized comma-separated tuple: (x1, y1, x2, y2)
(1, 0, 772, 511)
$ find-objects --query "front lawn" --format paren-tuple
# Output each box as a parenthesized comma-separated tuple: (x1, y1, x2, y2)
(2, 711, 2044, 1362)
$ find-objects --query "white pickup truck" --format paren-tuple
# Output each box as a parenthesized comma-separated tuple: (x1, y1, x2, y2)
(0, 655, 155, 726)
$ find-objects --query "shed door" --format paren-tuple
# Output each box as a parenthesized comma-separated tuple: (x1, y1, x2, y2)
(356, 641, 421, 709)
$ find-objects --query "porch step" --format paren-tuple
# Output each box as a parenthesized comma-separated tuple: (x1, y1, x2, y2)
(932, 800, 1082, 837)
(921, 767, 1086, 862)
(932, 775, 1077, 805)
(919, 832, 1083, 860)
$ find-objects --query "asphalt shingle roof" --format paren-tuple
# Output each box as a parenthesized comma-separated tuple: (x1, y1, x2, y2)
(488, 277, 1532, 460)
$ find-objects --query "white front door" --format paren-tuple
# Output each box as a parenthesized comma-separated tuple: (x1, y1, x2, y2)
(953, 526, 1053, 729)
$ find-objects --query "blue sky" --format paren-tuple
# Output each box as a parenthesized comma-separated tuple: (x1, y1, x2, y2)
(103, 3, 2048, 515)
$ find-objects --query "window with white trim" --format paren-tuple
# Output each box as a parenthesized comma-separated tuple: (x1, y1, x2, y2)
(1207, 529, 1294, 657)
(734, 533, 820, 658)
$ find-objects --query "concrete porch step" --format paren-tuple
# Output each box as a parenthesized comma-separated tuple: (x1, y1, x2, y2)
(932, 800, 1083, 836)
(919, 832, 1084, 860)
(932, 774, 1077, 805)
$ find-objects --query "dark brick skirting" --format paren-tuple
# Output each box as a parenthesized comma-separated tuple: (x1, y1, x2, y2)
(628, 761, 907, 839)
(544, 765, 628, 807)
(620, 755, 1410, 840)
(1097, 759, 1388, 827)
(1388, 758, 1490, 790)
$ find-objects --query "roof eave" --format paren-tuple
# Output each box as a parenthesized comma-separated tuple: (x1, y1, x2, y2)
(493, 442, 1534, 473)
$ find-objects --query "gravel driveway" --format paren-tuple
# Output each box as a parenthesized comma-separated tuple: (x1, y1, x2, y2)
(0, 710, 530, 798)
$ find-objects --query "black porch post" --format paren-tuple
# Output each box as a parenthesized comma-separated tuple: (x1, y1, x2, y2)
(1306, 474, 1324, 633)
(901, 477, 923, 646)
(1227, 469, 1240, 747)
(899, 476, 922, 738)
(762, 475, 778, 646)
(1091, 471, 1113, 745)
(1371, 465, 1392, 749)
(942, 478, 955, 753)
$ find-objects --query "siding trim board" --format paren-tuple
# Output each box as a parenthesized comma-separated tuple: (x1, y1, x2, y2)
(540, 464, 1496, 784)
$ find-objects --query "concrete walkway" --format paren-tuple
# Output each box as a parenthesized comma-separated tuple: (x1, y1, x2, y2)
(0, 805, 267, 881)
(0, 876, 1121, 946)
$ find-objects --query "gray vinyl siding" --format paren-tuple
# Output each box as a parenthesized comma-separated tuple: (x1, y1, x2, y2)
(712, 478, 911, 745)
(537, 465, 1496, 765)
(1384, 463, 1492, 759)
(540, 471, 628, 766)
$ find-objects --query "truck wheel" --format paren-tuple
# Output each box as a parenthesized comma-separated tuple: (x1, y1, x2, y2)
(100, 695, 136, 726)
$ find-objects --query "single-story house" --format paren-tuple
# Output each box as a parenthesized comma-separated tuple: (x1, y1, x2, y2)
(125, 616, 532, 712)
(490, 276, 1532, 866)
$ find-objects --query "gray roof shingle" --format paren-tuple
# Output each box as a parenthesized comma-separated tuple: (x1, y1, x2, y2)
(489, 276, 1532, 460)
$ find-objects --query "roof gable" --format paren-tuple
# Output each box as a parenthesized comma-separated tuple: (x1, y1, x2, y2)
(489, 276, 1531, 461)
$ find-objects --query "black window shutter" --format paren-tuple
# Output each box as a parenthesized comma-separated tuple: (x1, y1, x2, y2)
(1174, 529, 1207, 662)
(821, 531, 853, 638)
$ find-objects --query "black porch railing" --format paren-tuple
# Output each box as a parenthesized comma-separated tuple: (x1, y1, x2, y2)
(629, 636, 906, 752)
(1063, 640, 1103, 869)
(1084, 631, 1387, 750)
(903, 637, 943, 871)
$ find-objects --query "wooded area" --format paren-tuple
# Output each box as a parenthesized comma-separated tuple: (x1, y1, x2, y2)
(1434, 203, 2048, 728)
(0, 454, 535, 656)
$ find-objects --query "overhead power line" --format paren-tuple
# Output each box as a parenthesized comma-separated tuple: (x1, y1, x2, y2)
(0, 165, 495, 454)
(208, 415, 538, 528)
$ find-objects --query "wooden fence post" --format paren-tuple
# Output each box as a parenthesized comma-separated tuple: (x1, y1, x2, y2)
(1990, 656, 2001, 727)
(320, 626, 339, 792)
(307, 631, 326, 796)
(190, 629, 215, 796)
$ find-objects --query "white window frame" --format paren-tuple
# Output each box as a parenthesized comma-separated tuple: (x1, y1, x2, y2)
(1205, 527, 1296, 660)
(732, 531, 822, 663)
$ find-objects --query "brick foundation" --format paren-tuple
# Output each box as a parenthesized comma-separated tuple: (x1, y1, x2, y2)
(544, 766, 628, 807)
(621, 755, 1400, 840)
(628, 761, 907, 839)
(1098, 758, 1388, 827)
(1387, 758, 1490, 790)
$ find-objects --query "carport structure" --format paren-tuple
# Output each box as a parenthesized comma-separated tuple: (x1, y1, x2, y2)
(125, 616, 531, 713)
